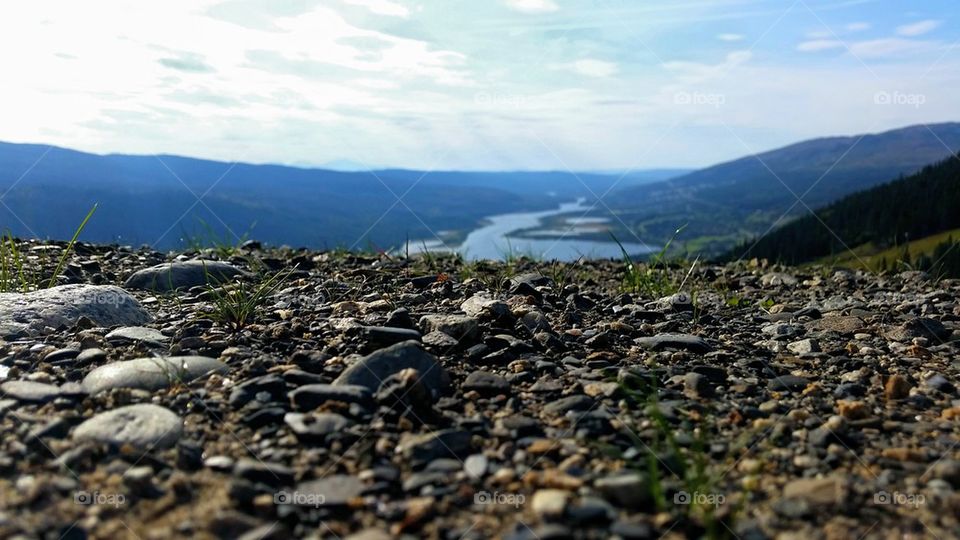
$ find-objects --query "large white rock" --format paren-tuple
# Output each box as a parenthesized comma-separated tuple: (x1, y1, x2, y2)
(82, 356, 228, 394)
(0, 284, 152, 337)
(72, 404, 183, 450)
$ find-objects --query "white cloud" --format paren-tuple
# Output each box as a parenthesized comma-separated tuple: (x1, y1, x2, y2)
(341, 0, 410, 18)
(846, 22, 870, 32)
(849, 38, 933, 58)
(797, 39, 845, 52)
(556, 59, 619, 78)
(896, 19, 941, 37)
(503, 0, 559, 14)
(717, 33, 744, 42)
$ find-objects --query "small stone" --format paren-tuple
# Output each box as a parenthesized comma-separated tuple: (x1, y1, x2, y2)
(397, 429, 472, 465)
(463, 371, 510, 395)
(333, 341, 450, 397)
(595, 474, 649, 509)
(292, 475, 365, 506)
(289, 384, 373, 411)
(768, 375, 810, 392)
(684, 372, 713, 398)
(531, 489, 569, 519)
(787, 338, 820, 355)
(836, 400, 869, 420)
(284, 412, 351, 442)
(634, 334, 711, 353)
(885, 375, 911, 400)
(418, 314, 479, 341)
(805, 316, 864, 335)
(0, 380, 62, 403)
(782, 476, 847, 507)
(543, 394, 594, 415)
(361, 326, 421, 346)
(464, 454, 488, 480)
(105, 326, 169, 346)
(72, 404, 182, 450)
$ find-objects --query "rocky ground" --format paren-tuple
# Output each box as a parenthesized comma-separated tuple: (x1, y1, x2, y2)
(1, 239, 959, 540)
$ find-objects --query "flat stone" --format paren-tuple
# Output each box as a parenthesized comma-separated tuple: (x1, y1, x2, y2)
(234, 459, 295, 487)
(768, 375, 810, 392)
(783, 476, 848, 507)
(418, 314, 479, 341)
(124, 260, 249, 292)
(884, 317, 951, 342)
(0, 285, 152, 337)
(787, 338, 820, 355)
(1, 380, 62, 403)
(284, 412, 351, 441)
(289, 384, 373, 410)
(463, 371, 510, 395)
(72, 404, 182, 450)
(461, 295, 510, 318)
(543, 394, 594, 415)
(292, 475, 365, 506)
(634, 334, 711, 353)
(531, 489, 569, 519)
(105, 326, 169, 346)
(333, 341, 449, 397)
(595, 473, 649, 509)
(82, 356, 228, 394)
(361, 326, 421, 346)
(397, 429, 472, 465)
(805, 316, 864, 335)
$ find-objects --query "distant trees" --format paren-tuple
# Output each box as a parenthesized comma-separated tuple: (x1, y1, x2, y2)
(726, 153, 960, 277)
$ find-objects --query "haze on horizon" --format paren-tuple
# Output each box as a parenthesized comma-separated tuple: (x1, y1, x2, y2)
(0, 0, 957, 172)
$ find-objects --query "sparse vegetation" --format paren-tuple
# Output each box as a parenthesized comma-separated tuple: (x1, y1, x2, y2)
(612, 225, 686, 299)
(201, 264, 294, 332)
(0, 204, 97, 293)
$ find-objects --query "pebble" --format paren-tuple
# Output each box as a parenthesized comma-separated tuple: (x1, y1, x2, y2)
(82, 356, 228, 393)
(124, 260, 248, 292)
(333, 341, 450, 396)
(72, 404, 183, 450)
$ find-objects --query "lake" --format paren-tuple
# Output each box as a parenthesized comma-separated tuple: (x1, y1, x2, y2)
(405, 199, 657, 261)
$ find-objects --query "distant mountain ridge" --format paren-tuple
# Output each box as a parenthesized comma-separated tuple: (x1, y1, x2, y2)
(606, 122, 960, 256)
(0, 142, 679, 250)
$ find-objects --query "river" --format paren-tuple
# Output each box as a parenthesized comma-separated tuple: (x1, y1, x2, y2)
(405, 199, 657, 261)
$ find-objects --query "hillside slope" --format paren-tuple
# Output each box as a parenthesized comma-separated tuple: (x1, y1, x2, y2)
(726, 153, 960, 275)
(607, 123, 960, 255)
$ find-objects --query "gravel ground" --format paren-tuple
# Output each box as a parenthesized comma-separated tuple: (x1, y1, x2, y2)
(1, 240, 959, 540)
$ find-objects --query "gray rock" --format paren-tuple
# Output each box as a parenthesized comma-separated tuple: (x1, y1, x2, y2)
(761, 272, 798, 287)
(72, 404, 182, 450)
(82, 356, 228, 394)
(0, 380, 62, 403)
(361, 326, 421, 346)
(0, 285, 152, 337)
(768, 375, 810, 392)
(284, 412, 351, 441)
(805, 316, 864, 335)
(543, 394, 594, 415)
(290, 384, 373, 410)
(463, 371, 510, 395)
(787, 338, 820, 355)
(884, 317, 951, 342)
(521, 311, 552, 333)
(333, 341, 450, 396)
(292, 475, 365, 506)
(418, 314, 479, 341)
(124, 260, 249, 292)
(634, 333, 711, 353)
(595, 473, 649, 509)
(460, 295, 510, 318)
(684, 372, 713, 398)
(464, 454, 488, 479)
(397, 429, 472, 464)
(105, 326, 169, 346)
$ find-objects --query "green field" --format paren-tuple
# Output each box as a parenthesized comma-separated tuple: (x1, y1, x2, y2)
(817, 227, 960, 272)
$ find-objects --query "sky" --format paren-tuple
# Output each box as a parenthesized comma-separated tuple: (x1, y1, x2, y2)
(0, 0, 957, 171)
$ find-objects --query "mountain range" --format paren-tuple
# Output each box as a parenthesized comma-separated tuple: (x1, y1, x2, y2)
(1, 122, 958, 255)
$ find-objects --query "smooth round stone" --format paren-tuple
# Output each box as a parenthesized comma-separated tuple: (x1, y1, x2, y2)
(283, 412, 351, 441)
(123, 260, 249, 292)
(0, 380, 62, 403)
(72, 404, 183, 450)
(0, 284, 152, 337)
(82, 356, 228, 393)
(105, 326, 170, 346)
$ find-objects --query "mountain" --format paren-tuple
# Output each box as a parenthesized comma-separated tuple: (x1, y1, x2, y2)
(606, 123, 960, 256)
(0, 142, 668, 250)
(724, 153, 960, 276)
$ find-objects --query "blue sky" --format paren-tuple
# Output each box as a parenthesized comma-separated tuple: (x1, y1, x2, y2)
(0, 0, 957, 170)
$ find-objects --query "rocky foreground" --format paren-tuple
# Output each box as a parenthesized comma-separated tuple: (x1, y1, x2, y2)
(1, 241, 959, 540)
